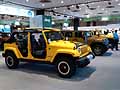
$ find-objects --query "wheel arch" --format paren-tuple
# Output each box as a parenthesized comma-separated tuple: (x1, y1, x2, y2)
(5, 50, 16, 58)
(53, 53, 75, 64)
(90, 42, 105, 48)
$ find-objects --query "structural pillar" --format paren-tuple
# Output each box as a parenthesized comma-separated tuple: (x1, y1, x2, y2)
(73, 18, 80, 31)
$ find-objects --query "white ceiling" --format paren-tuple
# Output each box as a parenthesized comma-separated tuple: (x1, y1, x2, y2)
(1, 0, 120, 18)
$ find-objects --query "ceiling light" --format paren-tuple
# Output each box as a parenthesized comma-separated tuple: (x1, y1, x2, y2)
(97, 6, 100, 8)
(42, 4, 45, 6)
(63, 22, 69, 27)
(54, 7, 57, 9)
(63, 10, 66, 12)
(86, 15, 90, 18)
(115, 0, 119, 2)
(61, 0, 64, 4)
(52, 21, 55, 25)
(17, 18, 21, 21)
(15, 21, 20, 25)
(118, 3, 120, 5)
(85, 10, 88, 13)
(26, 0, 29, 2)
(71, 5, 74, 7)
(91, 3, 95, 5)
(81, 4, 85, 6)
(102, 8, 105, 11)
(101, 17, 109, 21)
(49, 12, 52, 15)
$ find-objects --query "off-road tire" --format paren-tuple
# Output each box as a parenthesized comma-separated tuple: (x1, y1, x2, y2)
(55, 56, 76, 78)
(92, 44, 104, 56)
(5, 53, 19, 69)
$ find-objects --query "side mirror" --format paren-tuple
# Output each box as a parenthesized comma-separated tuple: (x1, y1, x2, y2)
(48, 38, 51, 43)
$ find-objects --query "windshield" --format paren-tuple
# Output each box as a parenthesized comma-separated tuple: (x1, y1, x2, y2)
(45, 31, 64, 42)
(85, 32, 92, 37)
(93, 31, 104, 35)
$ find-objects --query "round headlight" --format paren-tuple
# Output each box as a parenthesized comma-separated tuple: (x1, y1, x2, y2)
(77, 47, 81, 52)
(73, 45, 77, 50)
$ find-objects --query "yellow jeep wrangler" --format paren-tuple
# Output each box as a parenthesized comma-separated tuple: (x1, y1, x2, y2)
(92, 30, 114, 48)
(2, 28, 95, 78)
(62, 30, 109, 56)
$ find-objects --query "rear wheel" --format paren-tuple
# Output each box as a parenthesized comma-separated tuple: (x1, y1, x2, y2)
(5, 53, 19, 69)
(56, 57, 76, 78)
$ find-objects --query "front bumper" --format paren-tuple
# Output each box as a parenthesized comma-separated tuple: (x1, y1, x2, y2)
(76, 52, 95, 67)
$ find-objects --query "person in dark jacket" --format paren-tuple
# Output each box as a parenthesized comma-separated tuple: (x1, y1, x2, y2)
(113, 30, 119, 50)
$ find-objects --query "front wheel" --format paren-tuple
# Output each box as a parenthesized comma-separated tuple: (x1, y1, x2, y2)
(92, 44, 104, 56)
(56, 57, 76, 78)
(5, 53, 19, 69)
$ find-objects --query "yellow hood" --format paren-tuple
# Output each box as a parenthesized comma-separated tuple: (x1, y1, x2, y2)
(49, 40, 75, 49)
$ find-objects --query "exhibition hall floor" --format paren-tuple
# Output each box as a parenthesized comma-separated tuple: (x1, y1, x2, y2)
(0, 48, 120, 90)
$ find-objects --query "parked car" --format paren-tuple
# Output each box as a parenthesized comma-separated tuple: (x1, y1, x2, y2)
(61, 30, 109, 56)
(91, 30, 114, 48)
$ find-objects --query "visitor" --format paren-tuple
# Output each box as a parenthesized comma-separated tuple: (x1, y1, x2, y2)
(113, 30, 119, 51)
